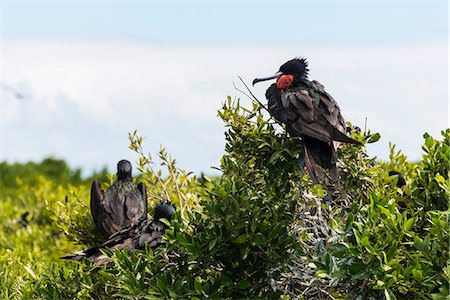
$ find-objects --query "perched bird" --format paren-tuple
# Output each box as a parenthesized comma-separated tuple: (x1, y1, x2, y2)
(253, 57, 360, 184)
(90, 160, 147, 236)
(388, 170, 406, 188)
(62, 203, 176, 267)
(18, 212, 30, 228)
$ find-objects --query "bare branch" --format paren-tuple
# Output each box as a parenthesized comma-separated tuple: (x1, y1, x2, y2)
(233, 76, 269, 112)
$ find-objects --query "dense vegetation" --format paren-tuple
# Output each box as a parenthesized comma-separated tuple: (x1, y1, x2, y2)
(0, 97, 448, 299)
(0, 158, 108, 196)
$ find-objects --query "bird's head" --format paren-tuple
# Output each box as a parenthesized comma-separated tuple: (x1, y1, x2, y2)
(252, 57, 309, 90)
(154, 203, 176, 223)
(117, 159, 132, 180)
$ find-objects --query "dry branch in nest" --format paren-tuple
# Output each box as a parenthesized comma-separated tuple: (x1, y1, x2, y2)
(279, 191, 355, 299)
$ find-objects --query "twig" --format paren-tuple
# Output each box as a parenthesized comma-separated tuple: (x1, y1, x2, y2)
(364, 117, 368, 133)
(233, 76, 269, 112)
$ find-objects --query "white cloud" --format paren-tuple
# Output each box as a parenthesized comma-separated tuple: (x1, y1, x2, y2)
(1, 39, 447, 174)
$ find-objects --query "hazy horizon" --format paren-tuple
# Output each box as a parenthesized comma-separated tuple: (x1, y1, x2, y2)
(2, 1, 448, 175)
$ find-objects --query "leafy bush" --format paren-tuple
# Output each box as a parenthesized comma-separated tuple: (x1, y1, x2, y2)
(136, 97, 304, 298)
(0, 97, 448, 300)
(327, 130, 449, 300)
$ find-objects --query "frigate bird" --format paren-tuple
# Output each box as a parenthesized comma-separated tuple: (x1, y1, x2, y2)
(18, 212, 30, 228)
(388, 170, 406, 188)
(90, 160, 147, 236)
(62, 203, 176, 267)
(253, 58, 359, 184)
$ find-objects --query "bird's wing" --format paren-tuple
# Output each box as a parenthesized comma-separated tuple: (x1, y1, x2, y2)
(286, 87, 335, 142)
(137, 182, 147, 205)
(136, 221, 166, 248)
(101, 220, 163, 254)
(90, 181, 108, 234)
(286, 82, 358, 144)
(102, 219, 145, 248)
(91, 181, 133, 236)
(62, 220, 166, 267)
(137, 182, 148, 219)
(310, 80, 346, 132)
(104, 183, 128, 233)
(266, 84, 298, 125)
(124, 187, 147, 224)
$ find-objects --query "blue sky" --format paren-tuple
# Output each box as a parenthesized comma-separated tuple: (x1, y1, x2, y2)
(1, 1, 448, 175)
(4, 2, 447, 44)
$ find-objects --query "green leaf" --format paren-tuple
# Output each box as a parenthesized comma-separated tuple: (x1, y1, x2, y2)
(367, 133, 381, 143)
(386, 242, 397, 261)
(345, 213, 354, 232)
(23, 264, 37, 280)
(194, 277, 203, 294)
(315, 270, 329, 278)
(251, 233, 267, 246)
(237, 280, 251, 290)
(412, 269, 423, 281)
(269, 150, 283, 164)
(377, 205, 391, 217)
(384, 289, 397, 300)
(325, 252, 333, 273)
(208, 239, 217, 251)
(234, 234, 247, 244)
(176, 232, 190, 245)
(404, 217, 415, 231)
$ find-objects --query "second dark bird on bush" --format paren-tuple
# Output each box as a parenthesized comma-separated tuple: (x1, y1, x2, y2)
(62, 203, 176, 267)
(90, 160, 147, 236)
(253, 57, 360, 184)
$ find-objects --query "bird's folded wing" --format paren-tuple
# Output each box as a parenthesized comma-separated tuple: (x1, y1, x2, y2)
(102, 184, 126, 233)
(137, 182, 148, 219)
(287, 89, 335, 142)
(287, 85, 358, 145)
(266, 84, 298, 124)
(124, 188, 147, 223)
(90, 181, 108, 234)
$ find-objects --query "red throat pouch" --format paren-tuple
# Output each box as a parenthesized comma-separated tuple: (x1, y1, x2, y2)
(276, 74, 294, 90)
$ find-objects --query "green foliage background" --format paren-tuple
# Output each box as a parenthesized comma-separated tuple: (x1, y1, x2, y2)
(0, 97, 448, 299)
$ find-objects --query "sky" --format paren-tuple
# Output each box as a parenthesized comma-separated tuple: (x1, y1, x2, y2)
(1, 1, 448, 176)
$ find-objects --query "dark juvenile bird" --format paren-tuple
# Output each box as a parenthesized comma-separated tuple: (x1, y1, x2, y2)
(62, 203, 176, 267)
(388, 170, 406, 188)
(18, 212, 30, 228)
(90, 160, 147, 236)
(253, 57, 360, 184)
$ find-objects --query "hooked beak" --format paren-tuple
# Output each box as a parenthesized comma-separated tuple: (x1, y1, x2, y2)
(252, 71, 283, 86)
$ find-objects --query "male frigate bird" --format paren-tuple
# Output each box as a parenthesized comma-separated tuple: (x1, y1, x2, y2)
(253, 58, 359, 184)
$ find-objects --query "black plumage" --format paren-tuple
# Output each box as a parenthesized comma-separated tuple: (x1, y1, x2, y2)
(90, 160, 147, 236)
(388, 170, 406, 188)
(253, 58, 359, 184)
(62, 203, 175, 267)
(18, 212, 29, 228)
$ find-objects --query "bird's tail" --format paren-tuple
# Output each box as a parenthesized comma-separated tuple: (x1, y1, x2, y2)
(60, 247, 99, 262)
(332, 128, 361, 145)
(61, 253, 86, 262)
(303, 137, 339, 184)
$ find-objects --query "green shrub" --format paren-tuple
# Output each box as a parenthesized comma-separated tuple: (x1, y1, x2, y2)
(326, 130, 450, 299)
(0, 97, 448, 300)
